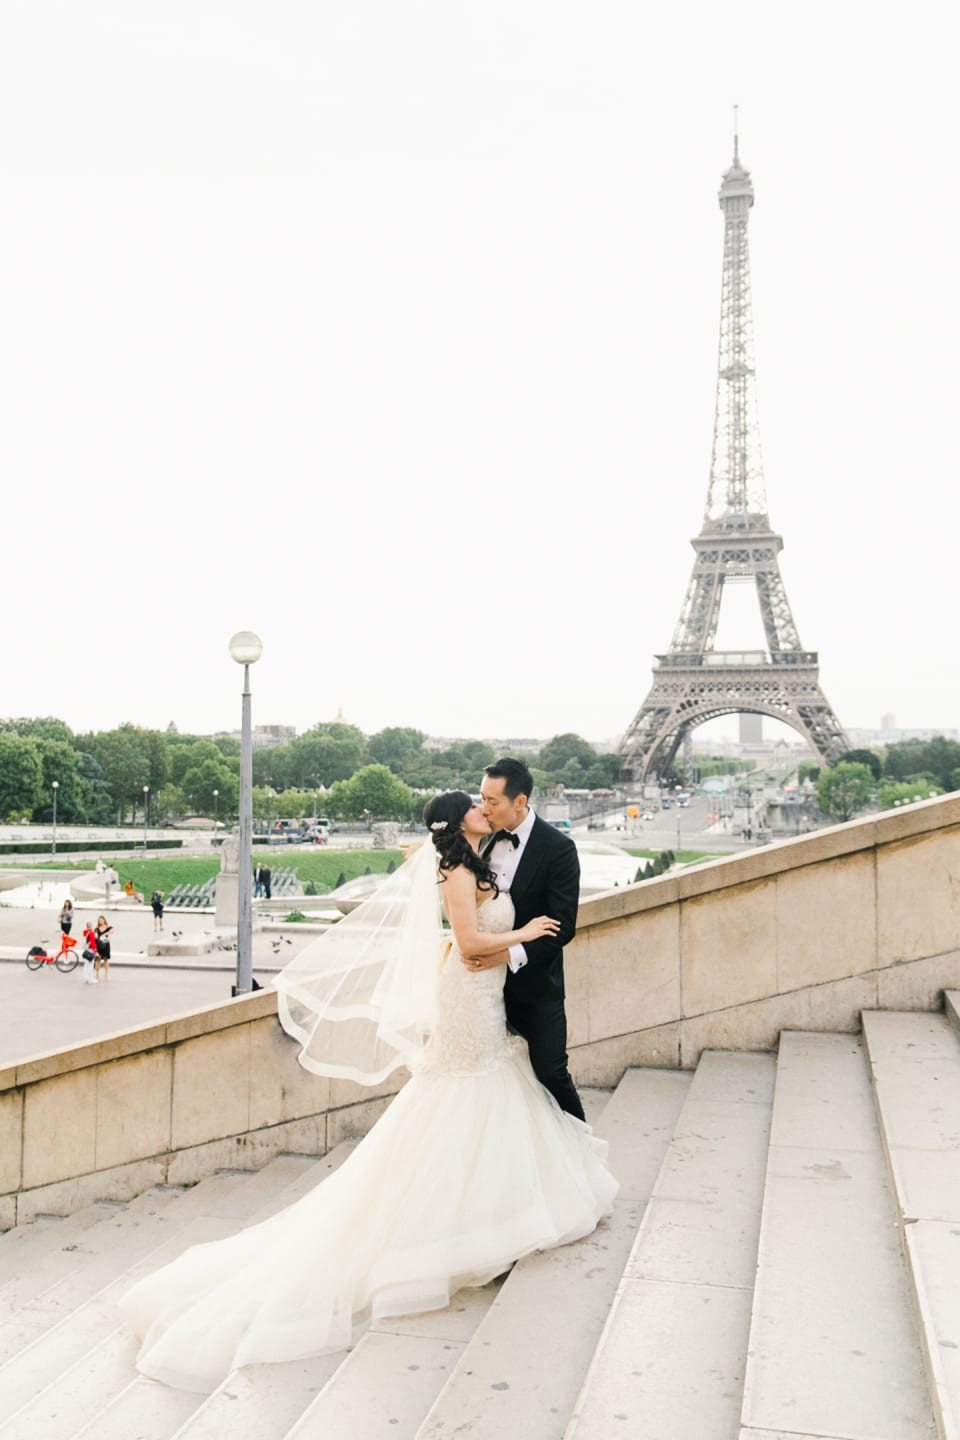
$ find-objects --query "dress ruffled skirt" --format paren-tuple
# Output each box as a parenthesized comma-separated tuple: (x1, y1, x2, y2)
(120, 1039, 617, 1393)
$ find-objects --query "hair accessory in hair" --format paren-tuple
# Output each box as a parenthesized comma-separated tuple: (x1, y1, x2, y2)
(429, 820, 448, 832)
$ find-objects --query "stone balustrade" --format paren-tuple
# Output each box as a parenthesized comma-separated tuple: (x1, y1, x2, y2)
(2, 793, 958, 1229)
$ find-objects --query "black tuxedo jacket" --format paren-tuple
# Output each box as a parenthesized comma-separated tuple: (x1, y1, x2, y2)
(489, 816, 580, 1003)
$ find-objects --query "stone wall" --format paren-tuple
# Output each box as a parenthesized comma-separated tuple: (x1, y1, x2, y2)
(2, 794, 958, 1228)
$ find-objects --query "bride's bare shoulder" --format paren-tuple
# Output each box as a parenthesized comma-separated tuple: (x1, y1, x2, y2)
(441, 863, 486, 908)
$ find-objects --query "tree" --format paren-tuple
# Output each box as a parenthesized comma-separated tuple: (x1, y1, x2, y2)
(181, 756, 239, 816)
(559, 758, 586, 787)
(538, 734, 597, 776)
(252, 744, 294, 792)
(838, 749, 882, 781)
(288, 728, 364, 788)
(327, 764, 413, 821)
(877, 780, 943, 811)
(141, 729, 173, 794)
(0, 716, 76, 746)
(35, 740, 86, 822)
(76, 752, 113, 824)
(0, 732, 44, 819)
(816, 762, 874, 823)
(368, 727, 426, 775)
(882, 736, 960, 791)
(83, 725, 150, 821)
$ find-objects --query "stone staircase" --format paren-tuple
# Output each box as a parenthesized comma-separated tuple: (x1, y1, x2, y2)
(1, 995, 959, 1440)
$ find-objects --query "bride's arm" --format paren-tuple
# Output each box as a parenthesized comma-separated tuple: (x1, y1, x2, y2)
(442, 865, 557, 956)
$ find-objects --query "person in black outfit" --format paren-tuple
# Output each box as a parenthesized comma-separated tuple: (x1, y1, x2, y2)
(468, 757, 584, 1121)
(260, 863, 272, 900)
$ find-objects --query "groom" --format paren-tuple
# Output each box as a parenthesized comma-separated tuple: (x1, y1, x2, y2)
(464, 757, 585, 1122)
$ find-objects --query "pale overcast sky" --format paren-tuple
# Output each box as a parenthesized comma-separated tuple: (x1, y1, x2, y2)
(2, 2, 956, 746)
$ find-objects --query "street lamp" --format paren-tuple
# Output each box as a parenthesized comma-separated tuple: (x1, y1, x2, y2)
(229, 629, 263, 995)
(143, 784, 149, 851)
(51, 781, 59, 857)
(213, 788, 219, 842)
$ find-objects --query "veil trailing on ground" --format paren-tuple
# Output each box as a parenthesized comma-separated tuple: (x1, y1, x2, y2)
(274, 841, 446, 1086)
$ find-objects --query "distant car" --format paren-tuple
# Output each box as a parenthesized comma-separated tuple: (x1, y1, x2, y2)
(642, 810, 655, 821)
(548, 818, 573, 831)
(586, 820, 606, 831)
(660, 798, 671, 809)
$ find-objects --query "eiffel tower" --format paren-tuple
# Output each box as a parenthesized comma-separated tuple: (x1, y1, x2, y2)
(619, 137, 849, 784)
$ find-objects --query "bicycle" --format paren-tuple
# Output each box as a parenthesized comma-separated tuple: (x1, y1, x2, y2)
(25, 932, 80, 973)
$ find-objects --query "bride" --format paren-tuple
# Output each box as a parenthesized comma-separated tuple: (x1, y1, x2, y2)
(119, 790, 618, 1393)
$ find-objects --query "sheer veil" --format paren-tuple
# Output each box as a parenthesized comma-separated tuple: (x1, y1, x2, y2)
(274, 840, 445, 1086)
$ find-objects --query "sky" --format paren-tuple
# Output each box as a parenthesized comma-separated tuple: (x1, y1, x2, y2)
(2, 1, 957, 748)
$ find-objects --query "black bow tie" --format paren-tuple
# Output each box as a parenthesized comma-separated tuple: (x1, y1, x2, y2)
(491, 830, 520, 849)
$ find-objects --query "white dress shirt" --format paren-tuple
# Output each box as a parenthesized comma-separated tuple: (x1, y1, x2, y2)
(486, 807, 537, 972)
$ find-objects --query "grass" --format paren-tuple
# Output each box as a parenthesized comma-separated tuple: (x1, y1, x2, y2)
(627, 849, 721, 865)
(2, 851, 404, 895)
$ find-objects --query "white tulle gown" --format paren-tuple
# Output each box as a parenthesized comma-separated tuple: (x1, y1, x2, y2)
(120, 894, 618, 1393)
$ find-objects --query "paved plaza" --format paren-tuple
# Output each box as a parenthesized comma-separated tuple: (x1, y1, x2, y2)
(0, 895, 316, 1067)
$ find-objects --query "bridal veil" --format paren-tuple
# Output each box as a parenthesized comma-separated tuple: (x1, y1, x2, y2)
(274, 840, 446, 1086)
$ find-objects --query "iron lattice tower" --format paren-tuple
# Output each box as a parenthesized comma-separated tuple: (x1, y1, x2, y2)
(619, 140, 849, 783)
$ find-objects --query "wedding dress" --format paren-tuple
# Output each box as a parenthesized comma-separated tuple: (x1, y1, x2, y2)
(119, 893, 617, 1393)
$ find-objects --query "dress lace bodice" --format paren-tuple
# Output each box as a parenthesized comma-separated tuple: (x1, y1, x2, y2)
(424, 892, 518, 1076)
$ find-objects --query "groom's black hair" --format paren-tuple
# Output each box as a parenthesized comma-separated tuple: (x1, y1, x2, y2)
(484, 758, 533, 802)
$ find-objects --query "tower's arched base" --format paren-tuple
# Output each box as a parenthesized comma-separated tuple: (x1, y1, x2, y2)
(618, 654, 848, 785)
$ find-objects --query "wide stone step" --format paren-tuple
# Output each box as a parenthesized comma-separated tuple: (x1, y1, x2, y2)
(415, 1067, 692, 1440)
(0, 1152, 352, 1440)
(742, 1030, 936, 1440)
(0, 1167, 289, 1435)
(0, 1203, 126, 1315)
(565, 1051, 776, 1440)
(863, 1009, 960, 1440)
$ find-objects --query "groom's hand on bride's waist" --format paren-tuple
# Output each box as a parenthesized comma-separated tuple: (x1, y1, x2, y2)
(461, 948, 510, 971)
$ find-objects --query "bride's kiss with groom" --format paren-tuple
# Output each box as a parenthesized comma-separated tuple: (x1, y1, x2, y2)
(120, 758, 616, 1393)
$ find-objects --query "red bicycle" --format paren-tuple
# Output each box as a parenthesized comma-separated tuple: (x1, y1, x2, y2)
(25, 933, 80, 973)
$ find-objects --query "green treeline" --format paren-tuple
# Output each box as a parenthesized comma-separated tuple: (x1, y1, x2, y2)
(0, 719, 622, 826)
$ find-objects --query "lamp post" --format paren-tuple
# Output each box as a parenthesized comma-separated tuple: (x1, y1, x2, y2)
(51, 781, 59, 857)
(229, 630, 263, 995)
(213, 788, 219, 843)
(143, 785, 149, 851)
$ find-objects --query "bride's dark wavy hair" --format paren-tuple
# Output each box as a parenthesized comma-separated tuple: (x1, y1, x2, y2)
(422, 790, 498, 894)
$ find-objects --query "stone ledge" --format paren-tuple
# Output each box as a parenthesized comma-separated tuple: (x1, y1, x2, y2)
(576, 797, 960, 933)
(2, 991, 280, 1092)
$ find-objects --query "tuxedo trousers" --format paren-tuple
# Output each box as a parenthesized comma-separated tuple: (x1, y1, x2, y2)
(504, 995, 585, 1122)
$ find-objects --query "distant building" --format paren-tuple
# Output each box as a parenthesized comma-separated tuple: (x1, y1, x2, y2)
(423, 736, 543, 756)
(215, 724, 297, 749)
(846, 725, 958, 748)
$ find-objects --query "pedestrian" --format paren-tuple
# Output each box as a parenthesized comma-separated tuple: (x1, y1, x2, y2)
(151, 890, 164, 931)
(59, 898, 74, 935)
(104, 865, 118, 903)
(81, 922, 98, 984)
(94, 914, 113, 981)
(260, 862, 272, 900)
(253, 864, 264, 899)
(123, 878, 144, 903)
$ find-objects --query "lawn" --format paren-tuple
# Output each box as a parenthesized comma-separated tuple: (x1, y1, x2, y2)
(627, 849, 721, 865)
(3, 851, 404, 895)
